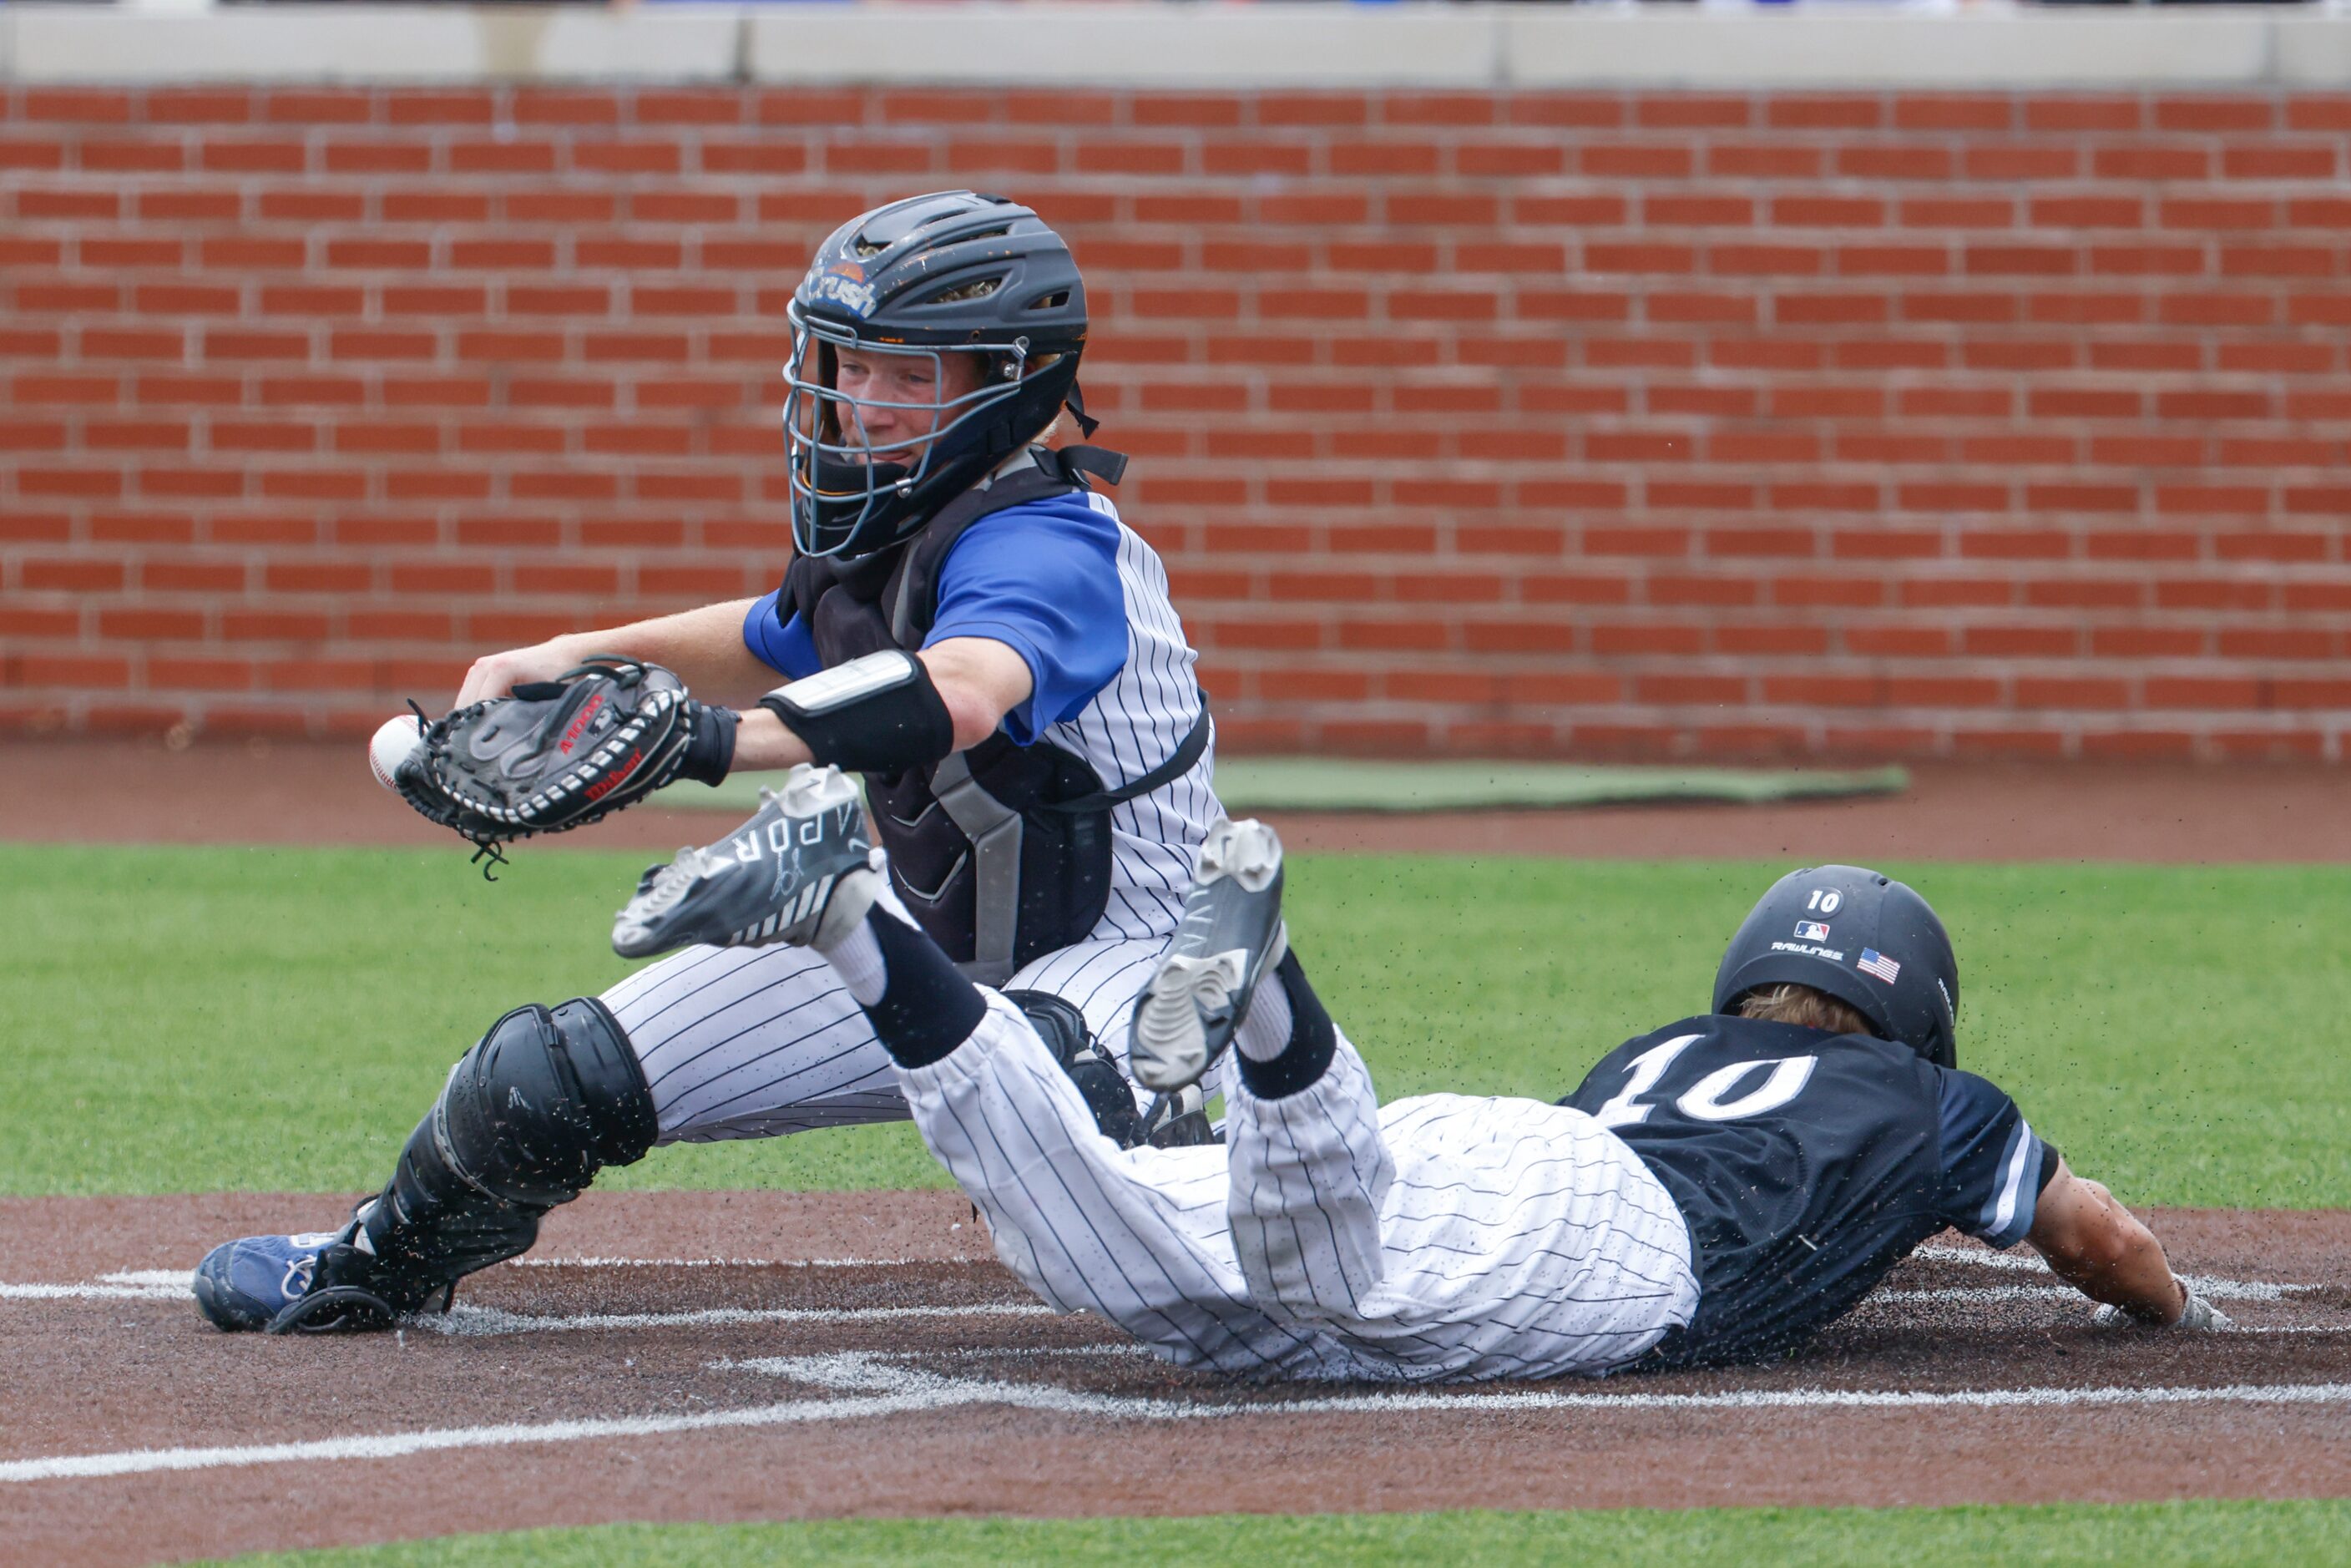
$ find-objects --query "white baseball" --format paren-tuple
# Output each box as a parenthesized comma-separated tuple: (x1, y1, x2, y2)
(369, 714, 423, 792)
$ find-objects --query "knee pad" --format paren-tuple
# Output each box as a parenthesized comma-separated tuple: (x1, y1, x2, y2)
(361, 999, 658, 1302)
(432, 997, 659, 1207)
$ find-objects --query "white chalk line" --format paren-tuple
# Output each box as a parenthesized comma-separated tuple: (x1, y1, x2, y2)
(1861, 1284, 2340, 1312)
(505, 1257, 933, 1270)
(932, 1343, 1151, 1360)
(1848, 1290, 2351, 1333)
(732, 1351, 2351, 1419)
(0, 1282, 188, 1302)
(1909, 1245, 2314, 1303)
(10, 1348, 2351, 1486)
(0, 1282, 1052, 1334)
(422, 1300, 1053, 1337)
(1912, 1244, 2066, 1275)
(0, 1390, 959, 1485)
(0, 1271, 1048, 1332)
(1863, 1285, 2083, 1307)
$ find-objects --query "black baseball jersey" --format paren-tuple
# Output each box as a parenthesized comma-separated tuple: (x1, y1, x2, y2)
(1561, 1014, 2057, 1367)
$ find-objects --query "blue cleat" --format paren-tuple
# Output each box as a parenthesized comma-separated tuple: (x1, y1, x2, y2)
(192, 1226, 398, 1335)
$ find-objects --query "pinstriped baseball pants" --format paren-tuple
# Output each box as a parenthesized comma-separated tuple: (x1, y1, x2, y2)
(599, 933, 1167, 1143)
(897, 990, 1702, 1383)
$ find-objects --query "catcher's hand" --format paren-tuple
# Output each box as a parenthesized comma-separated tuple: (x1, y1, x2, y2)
(396, 656, 736, 852)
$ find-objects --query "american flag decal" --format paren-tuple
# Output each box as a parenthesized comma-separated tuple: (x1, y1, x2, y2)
(1858, 948, 1901, 984)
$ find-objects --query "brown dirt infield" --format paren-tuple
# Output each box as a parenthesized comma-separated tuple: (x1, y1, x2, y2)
(4, 737, 2345, 862)
(10, 741, 2350, 1562)
(4, 1191, 2351, 1566)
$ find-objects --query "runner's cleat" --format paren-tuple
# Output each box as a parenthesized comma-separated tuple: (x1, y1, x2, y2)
(1128, 817, 1287, 1094)
(192, 1227, 398, 1335)
(612, 765, 882, 959)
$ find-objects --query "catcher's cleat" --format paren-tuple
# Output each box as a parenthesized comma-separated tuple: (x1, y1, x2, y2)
(1128, 817, 1288, 1094)
(1139, 1083, 1220, 1149)
(612, 765, 882, 959)
(192, 1227, 398, 1335)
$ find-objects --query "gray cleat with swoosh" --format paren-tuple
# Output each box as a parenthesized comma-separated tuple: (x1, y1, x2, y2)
(612, 765, 882, 959)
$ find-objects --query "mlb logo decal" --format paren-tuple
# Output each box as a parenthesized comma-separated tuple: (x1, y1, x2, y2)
(1794, 921, 1831, 941)
(1858, 948, 1901, 984)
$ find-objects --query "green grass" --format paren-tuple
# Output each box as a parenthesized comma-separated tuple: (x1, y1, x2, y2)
(220, 1500, 2351, 1566)
(5, 843, 2347, 1206)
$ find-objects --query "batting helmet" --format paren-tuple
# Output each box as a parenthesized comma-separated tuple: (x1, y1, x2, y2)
(781, 190, 1091, 562)
(1711, 865, 1959, 1068)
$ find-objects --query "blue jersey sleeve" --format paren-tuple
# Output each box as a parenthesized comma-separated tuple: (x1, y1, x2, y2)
(741, 589, 821, 680)
(1935, 1070, 2056, 1249)
(927, 495, 1128, 745)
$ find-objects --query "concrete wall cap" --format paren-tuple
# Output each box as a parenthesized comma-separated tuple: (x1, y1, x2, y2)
(6, 4, 746, 85)
(4, 2, 2351, 88)
(1503, 10, 2278, 89)
(748, 3, 1498, 89)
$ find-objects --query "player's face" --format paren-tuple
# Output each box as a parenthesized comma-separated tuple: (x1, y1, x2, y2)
(832, 346, 989, 463)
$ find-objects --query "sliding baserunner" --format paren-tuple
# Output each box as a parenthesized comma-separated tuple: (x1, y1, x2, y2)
(613, 768, 2227, 1380)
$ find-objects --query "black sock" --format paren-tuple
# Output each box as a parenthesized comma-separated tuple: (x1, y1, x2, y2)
(860, 908, 988, 1069)
(1234, 950, 1337, 1100)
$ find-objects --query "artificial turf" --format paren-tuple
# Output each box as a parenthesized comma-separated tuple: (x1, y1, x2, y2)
(4, 842, 2345, 1206)
(221, 1500, 2351, 1566)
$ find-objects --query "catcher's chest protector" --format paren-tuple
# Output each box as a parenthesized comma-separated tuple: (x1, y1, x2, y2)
(781, 445, 1183, 984)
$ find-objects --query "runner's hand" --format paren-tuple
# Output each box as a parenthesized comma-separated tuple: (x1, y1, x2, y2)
(2092, 1286, 2230, 1330)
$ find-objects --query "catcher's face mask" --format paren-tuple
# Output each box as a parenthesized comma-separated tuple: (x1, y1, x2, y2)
(781, 304, 1034, 561)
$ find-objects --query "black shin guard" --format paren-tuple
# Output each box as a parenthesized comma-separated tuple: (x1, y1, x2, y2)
(1003, 988, 1143, 1148)
(860, 909, 987, 1069)
(348, 999, 658, 1311)
(1234, 950, 1337, 1100)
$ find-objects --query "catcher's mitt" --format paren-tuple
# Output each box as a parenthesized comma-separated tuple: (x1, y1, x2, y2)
(396, 657, 735, 861)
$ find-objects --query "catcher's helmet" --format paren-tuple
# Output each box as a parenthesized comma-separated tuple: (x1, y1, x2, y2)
(1711, 865, 1959, 1068)
(782, 190, 1090, 562)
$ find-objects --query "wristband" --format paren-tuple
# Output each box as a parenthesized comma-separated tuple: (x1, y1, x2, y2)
(674, 702, 737, 787)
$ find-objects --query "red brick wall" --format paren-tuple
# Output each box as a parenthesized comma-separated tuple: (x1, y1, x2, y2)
(4, 84, 2348, 760)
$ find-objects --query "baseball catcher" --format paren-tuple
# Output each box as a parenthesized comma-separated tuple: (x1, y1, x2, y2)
(194, 191, 1224, 1334)
(598, 769, 2224, 1380)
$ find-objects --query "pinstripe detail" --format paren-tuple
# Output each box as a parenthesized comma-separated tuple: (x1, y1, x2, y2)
(896, 1000, 1701, 1384)
(1047, 499, 1221, 944)
(599, 498, 1211, 1147)
(606, 933, 1177, 1144)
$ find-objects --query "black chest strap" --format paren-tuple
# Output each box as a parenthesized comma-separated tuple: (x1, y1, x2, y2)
(1036, 696, 1212, 816)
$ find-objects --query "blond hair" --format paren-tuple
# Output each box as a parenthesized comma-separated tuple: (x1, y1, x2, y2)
(1737, 984, 1872, 1039)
